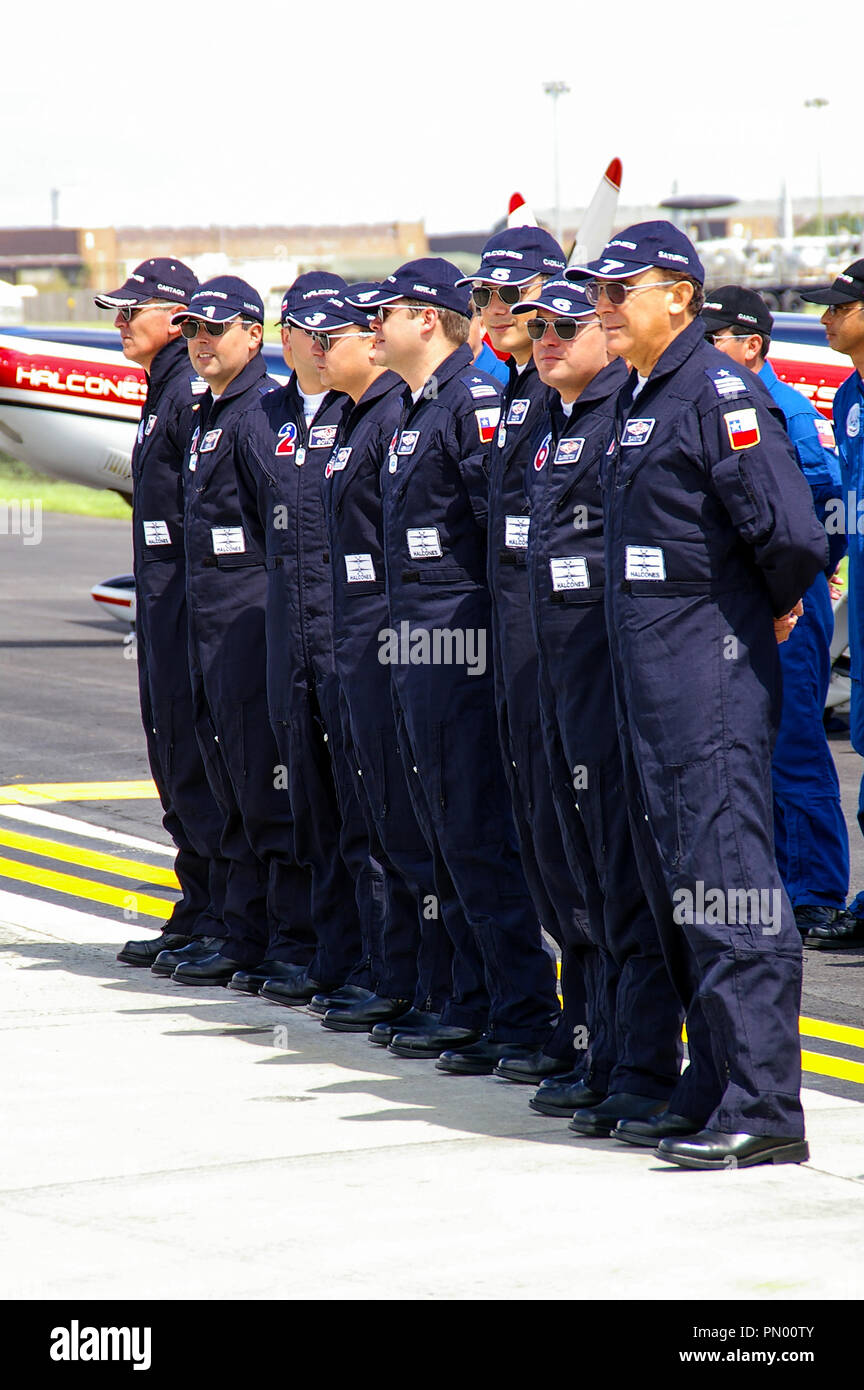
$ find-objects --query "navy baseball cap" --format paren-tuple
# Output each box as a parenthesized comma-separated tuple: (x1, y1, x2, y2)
(352, 258, 472, 317)
(567, 220, 705, 285)
(800, 259, 864, 305)
(293, 284, 379, 332)
(278, 271, 347, 326)
(700, 285, 773, 337)
(455, 227, 566, 287)
(94, 257, 198, 310)
(511, 278, 594, 319)
(171, 276, 264, 325)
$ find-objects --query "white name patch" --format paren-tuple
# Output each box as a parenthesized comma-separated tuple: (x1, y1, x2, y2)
(397, 430, 420, 455)
(621, 418, 656, 447)
(406, 526, 443, 559)
(505, 515, 530, 550)
(345, 553, 376, 583)
(554, 437, 585, 464)
(550, 556, 589, 590)
(506, 399, 530, 425)
(211, 526, 246, 555)
(143, 520, 171, 547)
(625, 544, 666, 581)
(144, 413, 157, 436)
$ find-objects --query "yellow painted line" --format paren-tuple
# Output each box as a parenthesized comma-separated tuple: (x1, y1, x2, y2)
(0, 856, 174, 919)
(0, 780, 158, 805)
(0, 827, 178, 889)
(801, 1047, 864, 1086)
(799, 1014, 864, 1050)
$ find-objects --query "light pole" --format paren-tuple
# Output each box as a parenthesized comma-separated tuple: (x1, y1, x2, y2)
(543, 81, 570, 246)
(804, 97, 828, 236)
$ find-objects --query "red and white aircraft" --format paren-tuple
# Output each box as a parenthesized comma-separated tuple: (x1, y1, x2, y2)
(0, 168, 852, 634)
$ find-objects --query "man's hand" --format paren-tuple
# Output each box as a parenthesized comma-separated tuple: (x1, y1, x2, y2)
(774, 600, 804, 644)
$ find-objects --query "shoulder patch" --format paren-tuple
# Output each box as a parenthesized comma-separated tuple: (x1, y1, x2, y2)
(462, 374, 499, 400)
(724, 408, 761, 450)
(813, 416, 836, 450)
(475, 406, 501, 443)
(706, 367, 748, 400)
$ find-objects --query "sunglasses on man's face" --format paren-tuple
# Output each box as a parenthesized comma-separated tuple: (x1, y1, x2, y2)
(526, 316, 596, 342)
(117, 303, 173, 323)
(471, 283, 524, 308)
(311, 329, 375, 352)
(179, 317, 251, 339)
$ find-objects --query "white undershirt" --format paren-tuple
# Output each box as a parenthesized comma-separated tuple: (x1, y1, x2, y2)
(560, 399, 574, 417)
(299, 387, 327, 425)
(411, 386, 424, 404)
(631, 374, 649, 400)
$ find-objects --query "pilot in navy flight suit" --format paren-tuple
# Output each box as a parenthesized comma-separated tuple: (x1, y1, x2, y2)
(255, 275, 385, 1006)
(95, 259, 230, 970)
(163, 277, 317, 987)
(362, 259, 560, 1074)
(568, 225, 828, 1168)
(700, 285, 849, 938)
(512, 278, 685, 1132)
(457, 229, 594, 1087)
(284, 287, 456, 1032)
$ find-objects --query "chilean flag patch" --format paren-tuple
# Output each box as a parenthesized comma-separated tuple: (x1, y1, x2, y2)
(475, 406, 501, 443)
(814, 416, 836, 450)
(725, 408, 760, 451)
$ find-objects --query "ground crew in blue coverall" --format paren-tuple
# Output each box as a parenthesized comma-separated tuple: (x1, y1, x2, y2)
(511, 278, 685, 1132)
(161, 276, 317, 986)
(255, 275, 385, 1007)
(701, 285, 850, 940)
(290, 287, 456, 1032)
(95, 259, 230, 969)
(360, 258, 559, 1073)
(568, 223, 827, 1167)
(801, 260, 864, 948)
(457, 229, 592, 1086)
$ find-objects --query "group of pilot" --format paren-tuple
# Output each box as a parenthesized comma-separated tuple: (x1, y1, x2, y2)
(93, 220, 864, 1171)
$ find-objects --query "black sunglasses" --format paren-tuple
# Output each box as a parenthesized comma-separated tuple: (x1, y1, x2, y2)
(471, 283, 523, 308)
(179, 317, 252, 339)
(526, 316, 594, 342)
(117, 304, 173, 323)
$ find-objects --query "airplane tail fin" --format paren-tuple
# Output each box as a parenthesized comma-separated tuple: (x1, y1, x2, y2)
(567, 157, 622, 266)
(507, 192, 538, 228)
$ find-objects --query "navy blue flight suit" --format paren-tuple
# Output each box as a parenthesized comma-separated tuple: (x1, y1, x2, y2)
(132, 337, 228, 940)
(603, 318, 828, 1137)
(323, 368, 454, 1006)
(527, 359, 684, 1099)
(487, 355, 593, 1068)
(381, 343, 558, 1042)
(758, 360, 849, 911)
(184, 352, 316, 967)
(258, 378, 385, 990)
